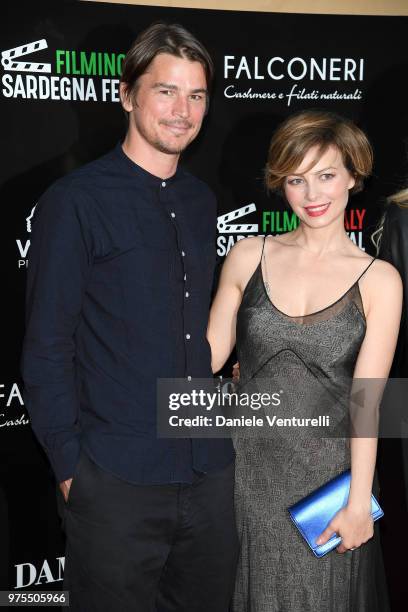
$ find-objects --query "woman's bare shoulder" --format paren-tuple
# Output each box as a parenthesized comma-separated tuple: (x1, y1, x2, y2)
(222, 236, 265, 289)
(368, 257, 401, 286)
(226, 235, 265, 263)
(361, 257, 402, 317)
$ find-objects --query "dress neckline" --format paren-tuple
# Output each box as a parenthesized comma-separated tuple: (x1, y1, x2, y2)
(257, 235, 375, 321)
(257, 261, 370, 322)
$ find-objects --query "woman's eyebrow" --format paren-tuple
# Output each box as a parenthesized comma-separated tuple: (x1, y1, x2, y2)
(312, 165, 337, 174)
(288, 165, 337, 176)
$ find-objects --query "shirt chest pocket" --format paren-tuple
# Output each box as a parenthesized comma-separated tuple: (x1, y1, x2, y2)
(126, 243, 175, 290)
(93, 208, 176, 290)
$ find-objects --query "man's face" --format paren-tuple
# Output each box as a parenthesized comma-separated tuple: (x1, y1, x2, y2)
(121, 53, 208, 155)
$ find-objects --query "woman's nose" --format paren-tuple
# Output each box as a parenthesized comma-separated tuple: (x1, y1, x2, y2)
(305, 182, 319, 201)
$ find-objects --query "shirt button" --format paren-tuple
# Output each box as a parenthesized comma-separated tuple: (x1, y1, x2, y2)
(181, 251, 185, 257)
(187, 376, 192, 381)
(185, 291, 189, 298)
(184, 273, 187, 281)
(161, 181, 166, 187)
(186, 333, 191, 340)
(170, 212, 176, 218)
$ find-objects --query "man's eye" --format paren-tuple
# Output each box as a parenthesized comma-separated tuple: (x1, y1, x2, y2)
(191, 94, 204, 101)
(160, 90, 173, 96)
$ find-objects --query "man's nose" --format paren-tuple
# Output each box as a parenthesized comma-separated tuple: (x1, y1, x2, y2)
(172, 94, 190, 117)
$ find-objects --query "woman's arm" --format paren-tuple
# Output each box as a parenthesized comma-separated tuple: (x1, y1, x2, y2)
(207, 237, 262, 374)
(317, 259, 402, 552)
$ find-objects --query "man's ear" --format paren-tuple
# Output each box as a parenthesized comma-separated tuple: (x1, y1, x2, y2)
(120, 82, 133, 112)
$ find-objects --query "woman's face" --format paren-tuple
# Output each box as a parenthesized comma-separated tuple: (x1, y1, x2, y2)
(283, 144, 355, 227)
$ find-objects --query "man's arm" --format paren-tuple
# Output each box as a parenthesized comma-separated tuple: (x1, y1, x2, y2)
(21, 181, 94, 489)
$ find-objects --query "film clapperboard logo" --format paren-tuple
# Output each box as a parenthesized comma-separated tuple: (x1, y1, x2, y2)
(1, 39, 51, 73)
(217, 203, 258, 234)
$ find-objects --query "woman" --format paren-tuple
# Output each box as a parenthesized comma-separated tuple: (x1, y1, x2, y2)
(376, 187, 408, 378)
(207, 110, 402, 611)
(374, 187, 408, 605)
(378, 187, 408, 506)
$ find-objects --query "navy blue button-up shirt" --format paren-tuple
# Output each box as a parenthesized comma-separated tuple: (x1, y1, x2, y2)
(21, 143, 234, 484)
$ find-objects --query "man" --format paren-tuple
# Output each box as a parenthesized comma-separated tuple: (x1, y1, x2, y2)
(21, 22, 238, 612)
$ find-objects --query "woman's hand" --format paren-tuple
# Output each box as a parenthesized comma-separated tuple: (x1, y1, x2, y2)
(316, 505, 374, 553)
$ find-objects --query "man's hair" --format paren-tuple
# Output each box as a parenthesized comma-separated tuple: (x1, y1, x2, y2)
(120, 22, 213, 108)
(265, 110, 373, 195)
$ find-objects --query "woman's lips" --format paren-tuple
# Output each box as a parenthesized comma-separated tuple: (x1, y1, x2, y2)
(304, 202, 331, 217)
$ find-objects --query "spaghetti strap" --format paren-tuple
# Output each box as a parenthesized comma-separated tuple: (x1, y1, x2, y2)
(355, 257, 376, 284)
(260, 235, 271, 296)
(260, 234, 267, 260)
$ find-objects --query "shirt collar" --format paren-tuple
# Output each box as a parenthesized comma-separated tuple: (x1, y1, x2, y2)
(113, 141, 183, 186)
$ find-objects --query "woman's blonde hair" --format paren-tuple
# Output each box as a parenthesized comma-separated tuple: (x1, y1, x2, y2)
(386, 187, 408, 207)
(265, 110, 373, 194)
(371, 186, 408, 254)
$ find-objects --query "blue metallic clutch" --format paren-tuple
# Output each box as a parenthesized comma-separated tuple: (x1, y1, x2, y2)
(288, 469, 384, 557)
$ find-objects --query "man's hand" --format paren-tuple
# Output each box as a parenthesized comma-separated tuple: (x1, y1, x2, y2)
(59, 478, 73, 503)
(232, 362, 240, 383)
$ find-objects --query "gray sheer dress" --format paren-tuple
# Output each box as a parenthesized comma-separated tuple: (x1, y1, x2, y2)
(232, 237, 389, 612)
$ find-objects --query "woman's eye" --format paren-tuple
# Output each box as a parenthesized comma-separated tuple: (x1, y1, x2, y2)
(320, 173, 335, 181)
(287, 178, 303, 186)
